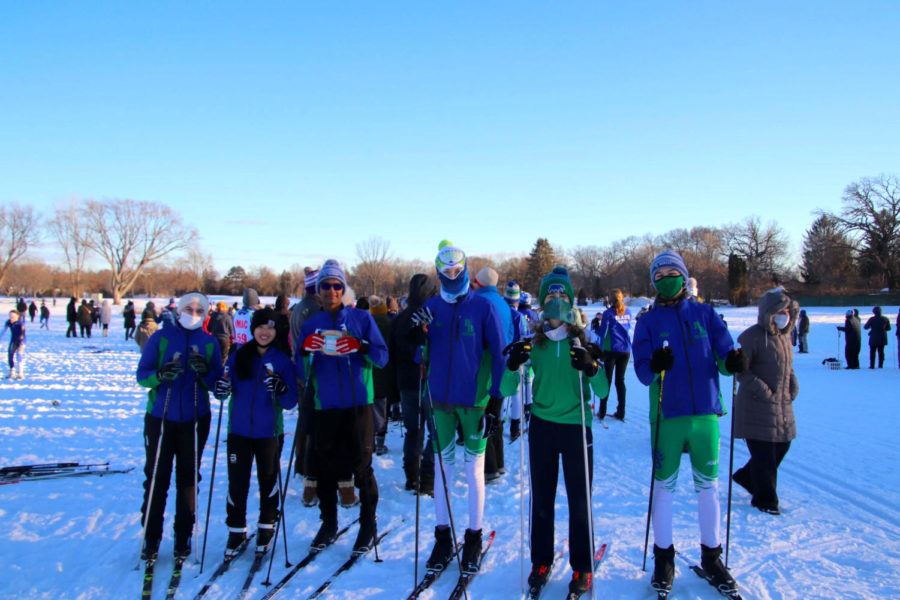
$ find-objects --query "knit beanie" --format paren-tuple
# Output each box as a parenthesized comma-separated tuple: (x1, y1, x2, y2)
(242, 288, 260, 308)
(435, 240, 469, 298)
(178, 292, 209, 315)
(250, 307, 277, 333)
(316, 259, 347, 293)
(304, 267, 320, 295)
(369, 295, 388, 316)
(504, 280, 521, 304)
(649, 250, 689, 285)
(538, 266, 574, 306)
(474, 267, 499, 289)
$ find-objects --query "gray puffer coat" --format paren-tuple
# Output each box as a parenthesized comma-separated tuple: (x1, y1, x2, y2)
(734, 288, 799, 442)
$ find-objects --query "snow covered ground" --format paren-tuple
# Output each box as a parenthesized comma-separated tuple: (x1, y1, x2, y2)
(1, 297, 898, 600)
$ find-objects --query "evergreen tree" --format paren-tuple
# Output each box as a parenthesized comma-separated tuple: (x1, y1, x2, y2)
(800, 215, 856, 290)
(727, 254, 749, 306)
(524, 238, 559, 293)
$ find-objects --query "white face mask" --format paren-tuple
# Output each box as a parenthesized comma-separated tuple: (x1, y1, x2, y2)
(179, 312, 203, 330)
(773, 313, 789, 329)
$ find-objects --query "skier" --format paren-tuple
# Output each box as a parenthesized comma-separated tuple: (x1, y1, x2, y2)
(837, 310, 861, 369)
(296, 259, 389, 553)
(123, 300, 137, 340)
(39, 301, 50, 330)
(1, 310, 26, 379)
(632, 250, 743, 596)
(506, 266, 610, 598)
(233, 289, 259, 347)
(135, 292, 224, 560)
(732, 287, 799, 516)
(503, 280, 531, 442)
(212, 308, 298, 556)
(863, 306, 891, 369)
(411, 241, 506, 575)
(593, 288, 633, 421)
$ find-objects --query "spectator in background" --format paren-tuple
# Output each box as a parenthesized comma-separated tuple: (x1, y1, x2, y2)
(863, 306, 891, 369)
(797, 309, 810, 353)
(77, 300, 93, 338)
(39, 301, 50, 330)
(28, 300, 37, 323)
(159, 299, 178, 329)
(135, 302, 159, 352)
(837, 310, 862, 369)
(207, 301, 236, 365)
(123, 300, 137, 340)
(101, 299, 112, 337)
(593, 288, 633, 421)
(66, 297, 77, 338)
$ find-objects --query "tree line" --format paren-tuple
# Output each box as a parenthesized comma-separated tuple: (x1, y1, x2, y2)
(2, 174, 898, 304)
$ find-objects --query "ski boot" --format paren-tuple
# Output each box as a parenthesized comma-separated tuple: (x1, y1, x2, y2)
(651, 544, 675, 593)
(425, 525, 454, 571)
(568, 570, 592, 597)
(141, 537, 160, 561)
(174, 532, 191, 559)
(311, 518, 338, 550)
(527, 562, 551, 589)
(225, 529, 247, 558)
(460, 528, 483, 574)
(509, 419, 521, 442)
(352, 518, 377, 554)
(256, 523, 275, 554)
(700, 544, 738, 594)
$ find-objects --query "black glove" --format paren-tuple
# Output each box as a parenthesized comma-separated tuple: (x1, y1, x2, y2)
(482, 395, 503, 438)
(213, 377, 232, 400)
(725, 349, 745, 374)
(264, 371, 289, 395)
(411, 306, 434, 328)
(649, 347, 674, 373)
(570, 345, 599, 377)
(188, 353, 209, 376)
(523, 403, 532, 425)
(505, 340, 532, 371)
(584, 342, 606, 362)
(157, 360, 183, 382)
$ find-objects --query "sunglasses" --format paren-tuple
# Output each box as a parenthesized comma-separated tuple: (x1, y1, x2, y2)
(320, 282, 344, 291)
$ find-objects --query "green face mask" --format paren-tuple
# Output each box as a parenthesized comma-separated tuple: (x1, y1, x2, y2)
(542, 296, 575, 324)
(654, 275, 684, 298)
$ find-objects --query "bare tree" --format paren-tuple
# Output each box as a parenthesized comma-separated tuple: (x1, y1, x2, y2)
(722, 216, 791, 288)
(49, 199, 90, 297)
(81, 198, 198, 304)
(353, 236, 393, 296)
(0, 204, 41, 290)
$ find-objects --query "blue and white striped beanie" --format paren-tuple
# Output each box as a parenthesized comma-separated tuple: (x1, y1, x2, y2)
(504, 281, 521, 304)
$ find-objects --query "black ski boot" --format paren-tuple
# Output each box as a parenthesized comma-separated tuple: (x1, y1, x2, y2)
(225, 530, 247, 558)
(352, 518, 377, 554)
(141, 536, 160, 561)
(651, 544, 675, 592)
(256, 523, 275, 554)
(509, 418, 521, 442)
(173, 528, 191, 559)
(311, 518, 338, 550)
(460, 528, 483, 574)
(425, 525, 454, 571)
(419, 463, 435, 497)
(527, 562, 551, 589)
(700, 544, 738, 593)
(568, 570, 592, 596)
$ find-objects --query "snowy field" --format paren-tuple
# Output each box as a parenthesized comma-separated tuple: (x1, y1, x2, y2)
(1, 297, 898, 600)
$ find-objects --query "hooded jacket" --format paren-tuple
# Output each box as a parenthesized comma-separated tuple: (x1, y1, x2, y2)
(136, 323, 224, 422)
(864, 307, 891, 347)
(595, 305, 633, 354)
(390, 274, 438, 392)
(734, 288, 799, 442)
(838, 313, 862, 346)
(633, 292, 735, 420)
(224, 347, 298, 438)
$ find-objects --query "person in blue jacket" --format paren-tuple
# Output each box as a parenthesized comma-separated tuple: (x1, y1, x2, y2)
(297, 259, 389, 554)
(504, 280, 532, 441)
(632, 250, 743, 596)
(136, 292, 224, 561)
(213, 308, 298, 557)
(1, 310, 26, 379)
(593, 288, 633, 421)
(410, 241, 506, 575)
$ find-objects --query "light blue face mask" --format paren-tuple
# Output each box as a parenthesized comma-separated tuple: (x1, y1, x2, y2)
(541, 296, 575, 324)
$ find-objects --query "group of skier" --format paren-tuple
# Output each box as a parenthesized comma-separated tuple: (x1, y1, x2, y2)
(130, 243, 825, 599)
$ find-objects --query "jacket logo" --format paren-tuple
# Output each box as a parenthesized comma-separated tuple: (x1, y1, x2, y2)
(692, 322, 709, 339)
(461, 319, 475, 337)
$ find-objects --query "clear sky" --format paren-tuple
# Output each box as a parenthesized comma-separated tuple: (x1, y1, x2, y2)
(2, 2, 898, 275)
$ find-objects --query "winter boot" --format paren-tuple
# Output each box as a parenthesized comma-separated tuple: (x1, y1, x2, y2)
(352, 518, 377, 554)
(568, 570, 592, 597)
(311, 518, 338, 549)
(509, 418, 521, 442)
(425, 525, 454, 571)
(527, 563, 552, 589)
(225, 529, 247, 559)
(403, 462, 419, 492)
(302, 477, 319, 507)
(460, 528, 483, 574)
(338, 479, 360, 508)
(731, 468, 752, 495)
(375, 435, 388, 456)
(16, 365, 23, 379)
(700, 544, 738, 593)
(6, 368, 13, 379)
(419, 462, 435, 497)
(651, 544, 675, 592)
(141, 536, 161, 561)
(256, 523, 275, 554)
(174, 531, 191, 559)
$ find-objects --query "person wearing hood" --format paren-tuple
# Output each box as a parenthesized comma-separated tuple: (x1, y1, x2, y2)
(123, 300, 137, 340)
(135, 302, 160, 352)
(863, 306, 891, 369)
(389, 273, 439, 495)
(797, 309, 810, 353)
(159, 299, 178, 329)
(66, 297, 77, 338)
(837, 310, 861, 369)
(76, 299, 93, 338)
(505, 266, 609, 597)
(632, 250, 743, 597)
(212, 308, 298, 556)
(296, 259, 389, 554)
(732, 287, 800, 516)
(233, 289, 259, 347)
(135, 293, 224, 561)
(409, 241, 506, 575)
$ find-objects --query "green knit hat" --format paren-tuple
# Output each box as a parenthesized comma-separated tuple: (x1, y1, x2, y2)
(538, 265, 574, 306)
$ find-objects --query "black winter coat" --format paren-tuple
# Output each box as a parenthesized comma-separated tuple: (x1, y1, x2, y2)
(864, 308, 891, 347)
(389, 274, 438, 392)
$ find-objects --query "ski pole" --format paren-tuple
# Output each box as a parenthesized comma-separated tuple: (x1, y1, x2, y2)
(263, 362, 292, 588)
(725, 370, 738, 568)
(413, 360, 426, 588)
(191, 346, 201, 565)
(200, 365, 228, 573)
(642, 341, 667, 572)
(572, 338, 597, 600)
(138, 351, 180, 568)
(518, 365, 527, 595)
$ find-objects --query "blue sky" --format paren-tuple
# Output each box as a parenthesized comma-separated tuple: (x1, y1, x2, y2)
(2, 2, 898, 275)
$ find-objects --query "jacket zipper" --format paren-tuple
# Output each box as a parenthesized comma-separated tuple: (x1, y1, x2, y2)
(673, 303, 698, 414)
(442, 303, 459, 405)
(332, 311, 348, 408)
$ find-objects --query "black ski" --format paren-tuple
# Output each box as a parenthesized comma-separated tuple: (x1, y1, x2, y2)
(447, 529, 496, 600)
(306, 527, 393, 599)
(406, 542, 462, 599)
(257, 519, 359, 600)
(236, 551, 268, 600)
(564, 542, 609, 600)
(523, 539, 566, 600)
(191, 533, 256, 600)
(141, 559, 156, 600)
(676, 553, 743, 600)
(165, 556, 186, 600)
(0, 465, 133, 485)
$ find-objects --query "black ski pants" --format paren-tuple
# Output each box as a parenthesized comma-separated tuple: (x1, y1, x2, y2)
(226, 433, 283, 530)
(66, 321, 76, 338)
(313, 404, 378, 527)
(400, 388, 434, 481)
(845, 341, 860, 369)
(528, 415, 593, 572)
(141, 413, 211, 543)
(734, 439, 791, 511)
(599, 351, 630, 417)
(869, 344, 886, 368)
(293, 382, 317, 478)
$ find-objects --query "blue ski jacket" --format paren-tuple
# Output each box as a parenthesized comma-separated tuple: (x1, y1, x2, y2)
(136, 324, 224, 422)
(595, 307, 633, 354)
(296, 305, 388, 411)
(632, 296, 734, 421)
(224, 347, 298, 438)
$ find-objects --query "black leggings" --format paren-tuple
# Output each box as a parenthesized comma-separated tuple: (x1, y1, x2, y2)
(226, 434, 283, 529)
(599, 351, 630, 417)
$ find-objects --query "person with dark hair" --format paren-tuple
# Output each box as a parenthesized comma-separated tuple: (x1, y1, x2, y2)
(213, 308, 298, 556)
(273, 295, 292, 352)
(39, 301, 50, 330)
(66, 297, 77, 338)
(368, 295, 396, 455)
(28, 300, 37, 323)
(207, 301, 235, 365)
(863, 306, 891, 369)
(297, 259, 389, 553)
(135, 293, 223, 561)
(123, 300, 137, 340)
(1, 310, 26, 379)
(837, 310, 861, 369)
(76, 300, 93, 338)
